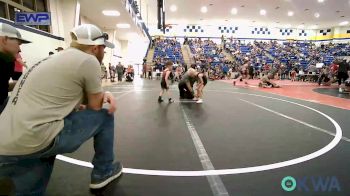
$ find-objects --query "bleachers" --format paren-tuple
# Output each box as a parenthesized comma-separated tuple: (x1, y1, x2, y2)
(225, 40, 350, 72)
(153, 39, 184, 64)
(188, 39, 225, 68)
(240, 46, 251, 54)
(225, 41, 275, 70)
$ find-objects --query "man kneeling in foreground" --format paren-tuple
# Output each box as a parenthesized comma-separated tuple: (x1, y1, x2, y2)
(0, 24, 122, 195)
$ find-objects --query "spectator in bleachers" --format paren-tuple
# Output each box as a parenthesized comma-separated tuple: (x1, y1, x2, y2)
(152, 38, 184, 68)
(154, 37, 350, 86)
(225, 39, 349, 82)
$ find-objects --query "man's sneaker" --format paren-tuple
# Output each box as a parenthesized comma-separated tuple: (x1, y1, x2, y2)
(192, 97, 198, 101)
(196, 99, 203, 104)
(339, 88, 344, 93)
(90, 162, 123, 189)
(158, 96, 164, 103)
(169, 98, 174, 103)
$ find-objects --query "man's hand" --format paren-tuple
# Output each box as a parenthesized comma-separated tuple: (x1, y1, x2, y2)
(78, 104, 87, 111)
(103, 91, 117, 114)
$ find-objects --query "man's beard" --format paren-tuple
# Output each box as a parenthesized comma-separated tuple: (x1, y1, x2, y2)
(97, 55, 103, 64)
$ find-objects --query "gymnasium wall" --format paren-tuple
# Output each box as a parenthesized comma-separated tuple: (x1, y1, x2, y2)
(122, 37, 149, 66)
(19, 27, 63, 67)
(149, 24, 350, 42)
(149, 24, 315, 41)
(0, 18, 64, 68)
(312, 26, 350, 41)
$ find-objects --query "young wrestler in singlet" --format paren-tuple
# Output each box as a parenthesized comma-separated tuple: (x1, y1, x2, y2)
(193, 71, 208, 103)
(158, 61, 174, 103)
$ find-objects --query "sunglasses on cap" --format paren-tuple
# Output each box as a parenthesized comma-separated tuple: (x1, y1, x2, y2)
(92, 32, 109, 41)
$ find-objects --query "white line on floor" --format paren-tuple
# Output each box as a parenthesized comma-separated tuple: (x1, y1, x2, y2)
(175, 100, 198, 103)
(115, 91, 133, 100)
(110, 91, 129, 94)
(308, 100, 320, 103)
(239, 99, 350, 143)
(181, 107, 229, 196)
(56, 90, 343, 177)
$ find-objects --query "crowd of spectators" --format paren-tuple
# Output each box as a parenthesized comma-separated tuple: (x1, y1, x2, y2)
(221, 39, 350, 83)
(152, 37, 184, 68)
(149, 37, 349, 89)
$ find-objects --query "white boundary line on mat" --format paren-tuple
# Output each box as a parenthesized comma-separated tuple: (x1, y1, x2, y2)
(56, 90, 343, 177)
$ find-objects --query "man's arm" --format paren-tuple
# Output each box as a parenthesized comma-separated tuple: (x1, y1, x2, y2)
(81, 57, 116, 114)
(87, 91, 116, 114)
(186, 81, 193, 93)
(86, 92, 104, 111)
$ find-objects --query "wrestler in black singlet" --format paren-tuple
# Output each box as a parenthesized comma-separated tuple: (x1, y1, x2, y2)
(161, 69, 170, 89)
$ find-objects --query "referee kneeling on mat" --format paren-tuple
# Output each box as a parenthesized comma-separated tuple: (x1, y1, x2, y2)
(0, 24, 122, 195)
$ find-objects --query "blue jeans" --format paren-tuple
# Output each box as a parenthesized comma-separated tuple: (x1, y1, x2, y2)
(0, 109, 116, 195)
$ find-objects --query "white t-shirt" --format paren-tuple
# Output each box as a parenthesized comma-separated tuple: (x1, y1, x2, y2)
(0, 48, 103, 155)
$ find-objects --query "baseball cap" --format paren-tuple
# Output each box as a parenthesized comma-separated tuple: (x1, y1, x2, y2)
(0, 23, 31, 44)
(71, 24, 114, 48)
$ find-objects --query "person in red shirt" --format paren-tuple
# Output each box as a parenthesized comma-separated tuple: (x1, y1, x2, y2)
(12, 52, 26, 81)
(330, 62, 339, 75)
(328, 61, 339, 83)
